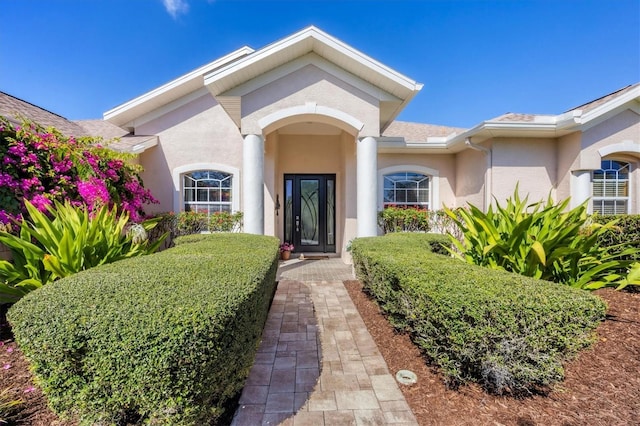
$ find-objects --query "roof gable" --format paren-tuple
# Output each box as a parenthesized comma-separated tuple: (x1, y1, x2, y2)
(104, 26, 422, 133)
(205, 26, 422, 132)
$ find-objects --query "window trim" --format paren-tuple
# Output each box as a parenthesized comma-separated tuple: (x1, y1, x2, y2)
(592, 159, 631, 215)
(377, 165, 439, 211)
(172, 163, 240, 214)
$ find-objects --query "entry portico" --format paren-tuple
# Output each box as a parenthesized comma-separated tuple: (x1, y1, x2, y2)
(198, 26, 423, 255)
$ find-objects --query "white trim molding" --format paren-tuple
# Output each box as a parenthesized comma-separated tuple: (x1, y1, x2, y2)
(172, 163, 241, 214)
(598, 140, 640, 158)
(258, 103, 365, 136)
(377, 165, 440, 211)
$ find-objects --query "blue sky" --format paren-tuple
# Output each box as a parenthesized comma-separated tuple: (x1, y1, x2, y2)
(2, 0, 638, 128)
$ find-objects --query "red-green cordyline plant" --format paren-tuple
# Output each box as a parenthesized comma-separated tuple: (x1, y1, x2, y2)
(443, 187, 638, 290)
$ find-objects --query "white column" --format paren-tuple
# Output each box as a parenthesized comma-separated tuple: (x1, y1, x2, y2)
(357, 136, 378, 237)
(243, 134, 264, 235)
(571, 170, 592, 211)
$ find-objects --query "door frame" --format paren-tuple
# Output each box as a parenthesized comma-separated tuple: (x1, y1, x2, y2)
(284, 174, 336, 253)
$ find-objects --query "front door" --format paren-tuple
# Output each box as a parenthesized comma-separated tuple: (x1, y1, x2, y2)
(284, 174, 336, 253)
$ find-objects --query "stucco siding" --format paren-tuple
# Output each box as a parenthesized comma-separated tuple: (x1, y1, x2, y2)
(136, 93, 243, 214)
(241, 65, 379, 136)
(580, 109, 640, 169)
(455, 148, 487, 209)
(556, 132, 581, 202)
(377, 153, 456, 210)
(492, 138, 557, 203)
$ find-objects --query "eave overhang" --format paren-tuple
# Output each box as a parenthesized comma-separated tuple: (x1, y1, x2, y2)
(203, 26, 423, 133)
(103, 47, 254, 127)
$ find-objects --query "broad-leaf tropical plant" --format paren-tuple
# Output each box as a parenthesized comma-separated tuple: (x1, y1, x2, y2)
(0, 201, 166, 303)
(443, 186, 638, 289)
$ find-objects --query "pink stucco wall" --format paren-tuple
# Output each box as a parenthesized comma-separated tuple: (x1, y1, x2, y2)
(491, 138, 557, 204)
(136, 93, 244, 214)
(241, 65, 380, 136)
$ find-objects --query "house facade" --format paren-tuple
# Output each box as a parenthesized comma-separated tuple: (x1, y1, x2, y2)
(4, 27, 639, 261)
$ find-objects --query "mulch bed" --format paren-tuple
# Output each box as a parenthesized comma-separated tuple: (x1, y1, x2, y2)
(344, 280, 640, 426)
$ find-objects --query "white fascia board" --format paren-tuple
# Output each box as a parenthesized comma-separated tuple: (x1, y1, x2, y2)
(580, 86, 640, 125)
(204, 26, 421, 98)
(104, 46, 254, 123)
(131, 136, 159, 153)
(307, 27, 422, 93)
(222, 53, 400, 102)
(555, 110, 583, 129)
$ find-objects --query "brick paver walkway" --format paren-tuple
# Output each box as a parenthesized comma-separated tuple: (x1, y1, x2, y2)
(232, 258, 418, 425)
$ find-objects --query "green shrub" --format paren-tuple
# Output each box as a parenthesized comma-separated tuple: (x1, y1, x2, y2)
(8, 233, 279, 425)
(444, 188, 637, 289)
(351, 234, 606, 395)
(0, 201, 164, 303)
(378, 206, 430, 233)
(592, 214, 640, 261)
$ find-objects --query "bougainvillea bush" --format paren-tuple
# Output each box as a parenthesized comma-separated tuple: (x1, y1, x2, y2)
(0, 118, 156, 225)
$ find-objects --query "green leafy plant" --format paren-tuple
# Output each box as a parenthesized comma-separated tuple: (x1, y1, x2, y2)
(378, 206, 430, 233)
(0, 201, 165, 303)
(443, 187, 637, 289)
(8, 233, 279, 425)
(208, 211, 243, 232)
(175, 211, 208, 236)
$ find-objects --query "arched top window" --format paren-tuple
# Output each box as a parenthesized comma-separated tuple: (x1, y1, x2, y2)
(383, 172, 430, 209)
(183, 170, 233, 214)
(592, 160, 630, 215)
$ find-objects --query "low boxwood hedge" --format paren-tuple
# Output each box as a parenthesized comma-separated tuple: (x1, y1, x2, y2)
(8, 233, 279, 425)
(351, 233, 606, 395)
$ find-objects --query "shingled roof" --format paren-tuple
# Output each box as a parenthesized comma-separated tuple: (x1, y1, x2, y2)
(382, 120, 465, 141)
(0, 91, 87, 136)
(565, 83, 640, 114)
(0, 92, 156, 153)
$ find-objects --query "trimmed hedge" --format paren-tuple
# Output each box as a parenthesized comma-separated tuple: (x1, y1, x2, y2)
(8, 233, 279, 425)
(351, 233, 607, 395)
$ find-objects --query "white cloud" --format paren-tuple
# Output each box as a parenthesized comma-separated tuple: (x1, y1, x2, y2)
(162, 0, 189, 19)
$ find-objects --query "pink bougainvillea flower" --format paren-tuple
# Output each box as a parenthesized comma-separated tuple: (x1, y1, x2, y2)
(6, 347, 13, 353)
(24, 386, 35, 393)
(3, 364, 11, 370)
(29, 194, 52, 213)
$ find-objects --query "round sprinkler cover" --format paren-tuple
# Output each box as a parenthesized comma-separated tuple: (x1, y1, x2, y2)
(395, 369, 418, 385)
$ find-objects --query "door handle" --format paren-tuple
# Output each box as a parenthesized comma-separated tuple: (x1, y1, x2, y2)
(296, 216, 300, 232)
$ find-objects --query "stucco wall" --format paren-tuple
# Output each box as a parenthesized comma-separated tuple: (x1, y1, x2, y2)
(136, 93, 243, 214)
(491, 138, 557, 203)
(455, 148, 487, 209)
(556, 132, 581, 202)
(580, 109, 640, 169)
(241, 65, 379, 136)
(377, 153, 456, 210)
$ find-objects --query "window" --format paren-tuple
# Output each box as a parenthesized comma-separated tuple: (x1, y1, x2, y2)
(183, 170, 233, 214)
(383, 172, 430, 209)
(592, 160, 629, 215)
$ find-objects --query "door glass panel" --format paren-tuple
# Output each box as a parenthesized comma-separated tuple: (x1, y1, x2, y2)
(285, 179, 293, 244)
(327, 179, 335, 246)
(300, 179, 319, 246)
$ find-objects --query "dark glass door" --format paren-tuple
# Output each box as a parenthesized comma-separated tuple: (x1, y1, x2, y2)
(284, 174, 336, 253)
